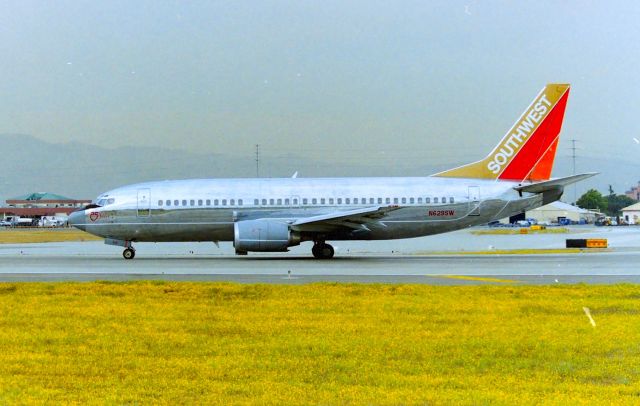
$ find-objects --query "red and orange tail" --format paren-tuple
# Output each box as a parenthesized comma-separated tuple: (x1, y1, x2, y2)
(434, 83, 570, 182)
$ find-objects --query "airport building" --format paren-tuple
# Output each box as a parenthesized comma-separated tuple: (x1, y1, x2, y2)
(525, 201, 600, 224)
(1, 192, 91, 226)
(625, 182, 640, 201)
(621, 202, 640, 225)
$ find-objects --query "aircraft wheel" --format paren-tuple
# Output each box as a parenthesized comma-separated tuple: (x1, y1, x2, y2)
(123, 248, 136, 260)
(312, 243, 334, 259)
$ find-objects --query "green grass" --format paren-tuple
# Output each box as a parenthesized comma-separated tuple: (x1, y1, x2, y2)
(0, 283, 639, 404)
(0, 229, 101, 243)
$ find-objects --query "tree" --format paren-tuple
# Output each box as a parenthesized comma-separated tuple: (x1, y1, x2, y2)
(605, 185, 636, 216)
(576, 189, 607, 213)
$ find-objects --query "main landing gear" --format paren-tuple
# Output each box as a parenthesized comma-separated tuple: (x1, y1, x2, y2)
(312, 242, 334, 259)
(122, 247, 136, 260)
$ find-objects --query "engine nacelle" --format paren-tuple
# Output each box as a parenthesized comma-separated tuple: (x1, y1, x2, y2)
(233, 219, 300, 253)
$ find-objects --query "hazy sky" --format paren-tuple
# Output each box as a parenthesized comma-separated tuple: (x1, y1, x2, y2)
(1, 0, 639, 173)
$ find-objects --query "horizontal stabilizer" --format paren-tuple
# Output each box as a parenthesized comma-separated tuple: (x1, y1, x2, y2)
(514, 173, 598, 194)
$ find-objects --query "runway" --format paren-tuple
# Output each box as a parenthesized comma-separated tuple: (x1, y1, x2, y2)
(1, 225, 640, 284)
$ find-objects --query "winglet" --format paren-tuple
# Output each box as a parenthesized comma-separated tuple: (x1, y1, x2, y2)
(434, 84, 570, 182)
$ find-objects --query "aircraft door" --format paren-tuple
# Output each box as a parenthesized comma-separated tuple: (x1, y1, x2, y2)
(137, 188, 151, 217)
(468, 186, 480, 216)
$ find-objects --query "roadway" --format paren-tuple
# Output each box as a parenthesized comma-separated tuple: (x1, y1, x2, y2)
(0, 226, 639, 284)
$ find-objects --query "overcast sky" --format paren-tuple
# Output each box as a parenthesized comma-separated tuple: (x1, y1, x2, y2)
(1, 0, 639, 173)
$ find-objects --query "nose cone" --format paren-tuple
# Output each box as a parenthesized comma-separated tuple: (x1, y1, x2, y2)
(68, 210, 86, 231)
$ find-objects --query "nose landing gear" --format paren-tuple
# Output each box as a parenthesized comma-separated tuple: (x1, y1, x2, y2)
(122, 247, 136, 260)
(105, 238, 136, 260)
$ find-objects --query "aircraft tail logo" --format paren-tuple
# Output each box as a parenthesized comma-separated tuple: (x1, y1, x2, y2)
(434, 83, 570, 182)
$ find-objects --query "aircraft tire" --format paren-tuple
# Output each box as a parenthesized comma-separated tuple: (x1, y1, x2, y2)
(123, 248, 136, 260)
(312, 243, 334, 259)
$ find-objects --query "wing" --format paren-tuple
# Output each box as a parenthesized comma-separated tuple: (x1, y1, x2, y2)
(290, 206, 400, 233)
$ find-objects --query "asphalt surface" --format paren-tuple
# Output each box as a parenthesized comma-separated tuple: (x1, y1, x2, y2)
(1, 226, 639, 284)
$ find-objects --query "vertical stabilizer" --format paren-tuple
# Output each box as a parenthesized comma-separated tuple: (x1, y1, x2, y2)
(434, 83, 570, 182)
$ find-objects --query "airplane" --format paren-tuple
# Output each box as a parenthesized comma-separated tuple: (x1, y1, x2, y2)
(69, 83, 595, 260)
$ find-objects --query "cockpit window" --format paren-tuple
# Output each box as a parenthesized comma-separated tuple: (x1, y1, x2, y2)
(96, 198, 116, 206)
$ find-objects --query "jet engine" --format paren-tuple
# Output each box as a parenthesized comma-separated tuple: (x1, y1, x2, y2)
(233, 219, 301, 253)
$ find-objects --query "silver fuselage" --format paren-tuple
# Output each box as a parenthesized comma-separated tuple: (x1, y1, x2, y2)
(69, 176, 544, 243)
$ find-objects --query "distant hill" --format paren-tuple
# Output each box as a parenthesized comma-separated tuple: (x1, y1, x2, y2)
(0, 133, 636, 204)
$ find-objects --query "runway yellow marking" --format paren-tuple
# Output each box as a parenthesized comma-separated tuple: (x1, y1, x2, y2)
(416, 248, 596, 255)
(428, 275, 520, 284)
(583, 306, 596, 327)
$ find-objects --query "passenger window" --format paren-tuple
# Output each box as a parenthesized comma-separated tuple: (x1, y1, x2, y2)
(190, 200, 195, 206)
(293, 198, 298, 205)
(222, 199, 227, 206)
(269, 199, 275, 205)
(450, 197, 454, 203)
(329, 198, 334, 204)
(434, 197, 438, 203)
(320, 198, 325, 204)
(401, 198, 407, 204)
(303, 198, 308, 205)
(174, 200, 179, 206)
(385, 198, 390, 204)
(254, 199, 259, 205)
(206, 199, 211, 206)
(182, 200, 187, 206)
(353, 198, 358, 204)
(312, 198, 317, 204)
(346, 198, 350, 204)
(230, 199, 235, 206)
(166, 200, 171, 206)
(158, 200, 163, 206)
(214, 199, 219, 206)
(337, 198, 342, 204)
(198, 199, 203, 206)
(426, 197, 430, 203)
(442, 197, 446, 203)
(409, 197, 414, 204)
(377, 198, 382, 204)
(238, 199, 243, 206)
(277, 198, 282, 205)
(417, 197, 423, 204)
(285, 198, 290, 205)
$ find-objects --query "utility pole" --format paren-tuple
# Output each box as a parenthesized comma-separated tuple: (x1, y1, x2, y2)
(569, 139, 578, 204)
(255, 144, 260, 178)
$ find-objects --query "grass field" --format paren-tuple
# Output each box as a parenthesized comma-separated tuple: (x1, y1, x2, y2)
(471, 227, 570, 235)
(0, 228, 101, 243)
(0, 282, 639, 404)
(417, 248, 592, 255)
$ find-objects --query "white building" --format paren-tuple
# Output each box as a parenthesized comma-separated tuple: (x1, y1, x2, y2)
(525, 201, 600, 224)
(621, 202, 640, 225)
